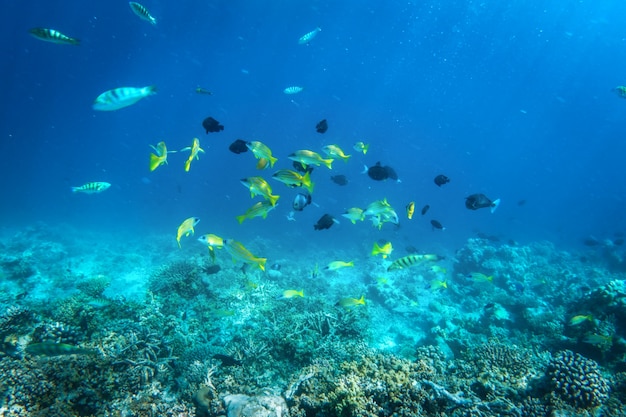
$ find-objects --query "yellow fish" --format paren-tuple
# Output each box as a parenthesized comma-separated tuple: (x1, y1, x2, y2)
(282, 289, 304, 299)
(371, 241, 393, 258)
(468, 272, 493, 283)
(181, 138, 205, 172)
(406, 202, 415, 219)
(247, 141, 278, 168)
(236, 201, 276, 224)
(288, 149, 333, 170)
(324, 261, 354, 271)
(342, 207, 365, 224)
(430, 265, 447, 274)
(223, 239, 267, 271)
(198, 233, 223, 262)
(240, 177, 280, 206)
(149, 141, 175, 171)
(569, 314, 593, 326)
(430, 279, 448, 291)
(338, 295, 365, 307)
(353, 141, 369, 154)
(272, 169, 314, 194)
(176, 217, 200, 248)
(322, 144, 351, 162)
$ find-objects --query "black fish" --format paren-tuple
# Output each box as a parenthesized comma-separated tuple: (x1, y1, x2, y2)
(314, 214, 336, 230)
(430, 220, 444, 230)
(465, 193, 500, 213)
(293, 161, 313, 174)
(213, 354, 242, 366)
(434, 174, 450, 187)
(293, 193, 311, 211)
(228, 139, 248, 154)
(385, 166, 398, 181)
(316, 119, 328, 133)
(366, 162, 390, 181)
(330, 175, 348, 186)
(421, 205, 430, 215)
(202, 116, 224, 133)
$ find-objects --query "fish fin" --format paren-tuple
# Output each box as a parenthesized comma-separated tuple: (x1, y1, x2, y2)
(363, 144, 369, 154)
(269, 194, 280, 206)
(362, 164, 369, 174)
(184, 159, 191, 172)
(149, 153, 162, 171)
(269, 155, 278, 167)
(490, 199, 501, 214)
(324, 158, 333, 169)
(236, 215, 246, 224)
(146, 85, 157, 95)
(71, 187, 79, 193)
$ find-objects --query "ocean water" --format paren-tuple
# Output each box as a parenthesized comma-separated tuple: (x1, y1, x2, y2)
(1, 1, 626, 416)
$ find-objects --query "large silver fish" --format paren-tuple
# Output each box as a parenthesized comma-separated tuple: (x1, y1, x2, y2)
(29, 28, 80, 45)
(129, 2, 157, 25)
(93, 86, 156, 111)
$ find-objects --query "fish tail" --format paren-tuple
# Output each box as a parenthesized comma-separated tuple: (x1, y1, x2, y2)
(177, 238, 182, 248)
(362, 144, 369, 154)
(302, 172, 314, 194)
(361, 164, 369, 174)
(342, 154, 352, 162)
(146, 85, 157, 95)
(236, 215, 246, 224)
(258, 258, 267, 271)
(269, 155, 278, 167)
(184, 159, 191, 172)
(490, 199, 501, 214)
(149, 153, 161, 171)
(324, 158, 333, 169)
(269, 194, 280, 206)
(71, 186, 79, 193)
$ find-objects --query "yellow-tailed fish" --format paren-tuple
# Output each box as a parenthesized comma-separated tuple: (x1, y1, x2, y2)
(364, 198, 393, 217)
(176, 217, 200, 248)
(288, 149, 333, 170)
(236, 201, 276, 224)
(371, 241, 393, 258)
(387, 255, 429, 271)
(93, 86, 156, 111)
(353, 141, 369, 154)
(223, 239, 266, 271)
(569, 314, 593, 326)
(240, 176, 280, 206)
(25, 342, 95, 356)
(338, 295, 365, 307)
(149, 141, 175, 171)
(195, 87, 212, 95)
(272, 169, 314, 194)
(613, 86, 626, 98)
(406, 202, 415, 219)
(247, 141, 278, 167)
(342, 207, 365, 224)
(430, 279, 448, 291)
(324, 261, 354, 271)
(181, 138, 205, 172)
(298, 27, 321, 45)
(583, 333, 612, 347)
(198, 234, 224, 248)
(71, 182, 111, 194)
(129, 1, 157, 25)
(284, 86, 304, 95)
(282, 289, 304, 299)
(468, 272, 493, 283)
(322, 144, 351, 162)
(29, 28, 80, 45)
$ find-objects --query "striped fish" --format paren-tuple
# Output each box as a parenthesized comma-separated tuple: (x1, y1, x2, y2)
(29, 28, 80, 45)
(298, 27, 321, 45)
(283, 86, 304, 95)
(25, 342, 96, 356)
(93, 86, 156, 111)
(129, 2, 157, 25)
(71, 182, 111, 194)
(387, 255, 427, 271)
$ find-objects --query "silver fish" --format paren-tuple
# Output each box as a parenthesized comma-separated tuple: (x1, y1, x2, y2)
(29, 28, 80, 45)
(71, 182, 111, 194)
(283, 86, 304, 95)
(298, 27, 321, 45)
(93, 86, 156, 111)
(129, 2, 157, 25)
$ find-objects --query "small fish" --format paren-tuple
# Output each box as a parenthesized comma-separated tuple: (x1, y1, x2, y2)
(29, 28, 80, 45)
(223, 239, 266, 271)
(288, 149, 333, 169)
(284, 86, 304, 95)
(181, 138, 205, 172)
(292, 192, 311, 211)
(330, 175, 348, 186)
(387, 254, 431, 271)
(229, 139, 248, 154)
(240, 176, 280, 206)
(298, 27, 321, 45)
(342, 207, 365, 224)
(337, 295, 365, 308)
(430, 265, 447, 274)
(430, 279, 448, 291)
(202, 116, 224, 133)
(371, 241, 393, 258)
(272, 169, 314, 194)
(129, 2, 157, 25)
(421, 205, 430, 215)
(364, 162, 397, 181)
(569, 314, 593, 326)
(213, 354, 242, 366)
(583, 333, 613, 346)
(316, 119, 328, 133)
(149, 141, 175, 171)
(468, 272, 493, 283)
(314, 214, 338, 230)
(322, 145, 351, 162)
(282, 289, 304, 299)
(613, 86, 626, 98)
(236, 201, 276, 224)
(465, 194, 501, 213)
(325, 261, 354, 271)
(198, 234, 224, 248)
(25, 342, 95, 356)
(434, 174, 450, 187)
(406, 202, 415, 219)
(177, 217, 200, 248)
(71, 182, 111, 194)
(195, 87, 212, 95)
(431, 219, 445, 230)
(247, 141, 278, 167)
(93, 86, 156, 111)
(353, 141, 369, 154)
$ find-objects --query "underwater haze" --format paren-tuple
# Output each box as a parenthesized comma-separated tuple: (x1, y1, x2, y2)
(2, 1, 626, 416)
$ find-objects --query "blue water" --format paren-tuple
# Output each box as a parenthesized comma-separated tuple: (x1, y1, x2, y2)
(2, 1, 626, 249)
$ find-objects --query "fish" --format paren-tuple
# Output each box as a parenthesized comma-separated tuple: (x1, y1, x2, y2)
(176, 217, 200, 248)
(430, 220, 445, 230)
(342, 207, 365, 224)
(240, 176, 280, 206)
(246, 141, 278, 167)
(371, 241, 393, 258)
(421, 205, 430, 215)
(202, 116, 224, 133)
(292, 161, 313, 175)
(213, 354, 242, 366)
(465, 194, 501, 213)
(314, 214, 338, 230)
(288, 150, 333, 169)
(430, 279, 448, 291)
(25, 342, 95, 356)
(229, 139, 248, 154)
(364, 162, 397, 181)
(583, 333, 613, 347)
(272, 169, 315, 194)
(71, 182, 111, 194)
(223, 239, 266, 271)
(284, 86, 304, 95)
(434, 174, 450, 187)
(330, 175, 348, 186)
(93, 86, 156, 111)
(316, 119, 328, 133)
(569, 314, 593, 326)
(282, 289, 304, 299)
(129, 2, 157, 24)
(364, 199, 399, 228)
(430, 265, 447, 274)
(387, 254, 433, 271)
(198, 234, 224, 248)
(612, 86, 626, 98)
(298, 27, 321, 44)
(29, 28, 80, 45)
(322, 145, 351, 162)
(149, 141, 175, 171)
(236, 201, 276, 224)
(353, 141, 369, 154)
(180, 138, 205, 172)
(292, 193, 311, 211)
(406, 202, 415, 219)
(468, 272, 493, 283)
(337, 295, 365, 307)
(324, 261, 354, 271)
(195, 87, 212, 95)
